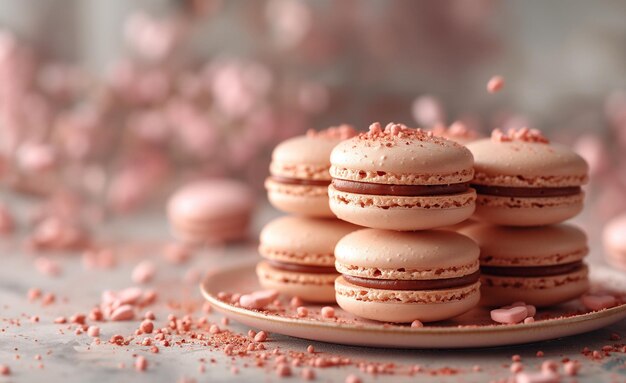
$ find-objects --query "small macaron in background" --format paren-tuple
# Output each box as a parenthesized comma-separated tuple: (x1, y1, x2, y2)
(265, 124, 357, 217)
(466, 128, 589, 227)
(460, 223, 589, 307)
(256, 215, 359, 302)
(328, 122, 477, 231)
(166, 179, 254, 245)
(603, 213, 626, 271)
(334, 229, 481, 323)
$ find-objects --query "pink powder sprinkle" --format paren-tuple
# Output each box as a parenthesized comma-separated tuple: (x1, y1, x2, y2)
(290, 296, 303, 307)
(563, 360, 580, 376)
(28, 287, 42, 301)
(131, 260, 156, 284)
(111, 305, 135, 321)
(301, 367, 315, 380)
(307, 345, 315, 353)
(345, 374, 362, 383)
(276, 363, 291, 377)
(0, 364, 10, 376)
(321, 306, 335, 318)
(540, 360, 558, 373)
(34, 256, 61, 277)
(140, 320, 154, 334)
(87, 326, 100, 337)
(487, 75, 505, 93)
(296, 306, 308, 317)
(411, 320, 423, 328)
(510, 362, 524, 373)
(135, 355, 148, 371)
(581, 294, 617, 310)
(254, 331, 267, 342)
(491, 306, 528, 324)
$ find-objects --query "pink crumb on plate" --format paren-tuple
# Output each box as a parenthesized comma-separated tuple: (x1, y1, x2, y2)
(238, 290, 279, 309)
(110, 305, 135, 321)
(135, 355, 148, 371)
(321, 306, 335, 318)
(254, 331, 267, 342)
(87, 326, 100, 337)
(491, 306, 528, 324)
(581, 294, 617, 310)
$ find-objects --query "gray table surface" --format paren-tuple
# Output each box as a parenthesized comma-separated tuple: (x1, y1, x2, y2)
(1, 197, 625, 383)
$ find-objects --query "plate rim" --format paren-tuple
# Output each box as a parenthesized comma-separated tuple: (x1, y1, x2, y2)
(200, 261, 626, 336)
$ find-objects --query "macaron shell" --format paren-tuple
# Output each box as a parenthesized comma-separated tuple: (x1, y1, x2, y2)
(459, 223, 588, 266)
(480, 265, 589, 307)
(265, 178, 333, 217)
(467, 139, 589, 185)
(256, 261, 336, 303)
(335, 229, 479, 279)
(335, 277, 480, 323)
(259, 216, 359, 266)
(272, 134, 344, 168)
(474, 194, 583, 226)
(330, 135, 474, 185)
(329, 185, 476, 231)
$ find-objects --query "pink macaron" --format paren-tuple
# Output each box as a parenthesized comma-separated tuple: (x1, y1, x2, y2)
(256, 215, 358, 302)
(466, 128, 589, 226)
(334, 229, 480, 323)
(603, 213, 626, 271)
(265, 125, 357, 217)
(167, 179, 254, 244)
(460, 223, 589, 307)
(328, 122, 477, 231)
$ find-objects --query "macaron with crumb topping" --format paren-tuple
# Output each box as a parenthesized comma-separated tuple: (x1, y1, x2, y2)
(467, 128, 588, 226)
(329, 122, 476, 231)
(334, 229, 481, 323)
(265, 125, 356, 217)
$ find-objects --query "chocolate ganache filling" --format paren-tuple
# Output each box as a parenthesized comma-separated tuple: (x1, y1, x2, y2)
(331, 179, 470, 197)
(342, 270, 480, 291)
(267, 260, 338, 274)
(481, 261, 583, 278)
(472, 184, 581, 198)
(270, 176, 331, 187)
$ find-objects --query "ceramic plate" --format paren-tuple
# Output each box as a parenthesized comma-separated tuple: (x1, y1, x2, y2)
(200, 261, 626, 349)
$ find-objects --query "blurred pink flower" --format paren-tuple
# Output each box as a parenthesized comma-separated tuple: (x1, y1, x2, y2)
(16, 142, 57, 173)
(124, 12, 182, 61)
(266, 0, 312, 49)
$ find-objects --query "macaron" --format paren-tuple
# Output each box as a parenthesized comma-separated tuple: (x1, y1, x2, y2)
(167, 179, 254, 244)
(265, 125, 357, 217)
(460, 223, 589, 307)
(603, 213, 626, 271)
(256, 215, 358, 302)
(466, 128, 589, 226)
(329, 122, 476, 231)
(334, 229, 480, 323)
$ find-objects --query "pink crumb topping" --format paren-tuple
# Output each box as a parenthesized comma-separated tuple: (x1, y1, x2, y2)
(410, 320, 423, 328)
(306, 124, 357, 140)
(359, 122, 442, 144)
(491, 127, 549, 144)
(487, 75, 505, 93)
(290, 296, 303, 307)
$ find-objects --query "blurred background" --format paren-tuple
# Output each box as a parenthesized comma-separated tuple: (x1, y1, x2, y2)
(0, 0, 624, 238)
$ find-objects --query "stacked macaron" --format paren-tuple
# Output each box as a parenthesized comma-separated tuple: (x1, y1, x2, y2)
(257, 125, 358, 303)
(464, 128, 590, 307)
(330, 122, 481, 323)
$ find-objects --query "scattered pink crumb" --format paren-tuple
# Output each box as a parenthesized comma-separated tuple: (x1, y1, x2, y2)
(512, 355, 522, 362)
(54, 316, 66, 324)
(254, 331, 267, 343)
(563, 360, 580, 376)
(307, 345, 315, 353)
(231, 366, 239, 374)
(297, 306, 308, 318)
(524, 317, 535, 324)
(491, 306, 528, 324)
(111, 305, 135, 321)
(510, 362, 524, 373)
(540, 360, 558, 374)
(411, 320, 423, 328)
(41, 292, 55, 305)
(276, 363, 291, 377)
(239, 290, 279, 309)
(487, 75, 504, 93)
(34, 256, 61, 277)
(28, 287, 42, 301)
(536, 351, 544, 357)
(30, 315, 39, 323)
(144, 311, 155, 320)
(321, 306, 335, 318)
(290, 296, 303, 307)
(301, 367, 315, 380)
(209, 324, 220, 334)
(87, 326, 100, 337)
(131, 260, 156, 284)
(248, 330, 256, 338)
(581, 294, 617, 311)
(163, 243, 191, 264)
(473, 365, 482, 372)
(345, 373, 362, 383)
(0, 364, 10, 376)
(140, 320, 154, 334)
(135, 355, 148, 371)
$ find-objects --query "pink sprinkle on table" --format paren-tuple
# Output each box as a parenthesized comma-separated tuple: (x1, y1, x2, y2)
(111, 305, 135, 321)
(87, 326, 100, 337)
(296, 306, 308, 317)
(276, 363, 291, 377)
(135, 355, 148, 371)
(0, 364, 10, 375)
(515, 371, 560, 383)
(301, 367, 315, 380)
(491, 306, 528, 324)
(321, 306, 335, 318)
(563, 360, 580, 376)
(487, 75, 505, 93)
(254, 331, 267, 342)
(131, 261, 156, 284)
(140, 319, 154, 334)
